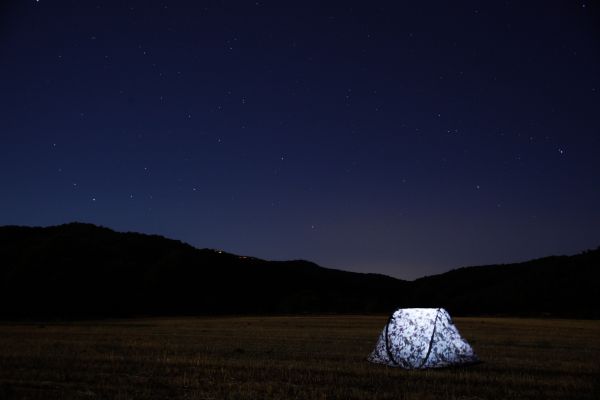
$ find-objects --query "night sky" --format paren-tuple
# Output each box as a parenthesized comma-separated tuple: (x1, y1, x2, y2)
(1, 1, 598, 279)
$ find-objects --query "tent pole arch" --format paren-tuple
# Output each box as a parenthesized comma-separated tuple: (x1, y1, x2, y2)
(384, 313, 400, 367)
(416, 307, 441, 369)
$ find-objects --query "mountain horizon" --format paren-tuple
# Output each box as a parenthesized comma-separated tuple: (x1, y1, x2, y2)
(4, 221, 596, 281)
(1, 222, 598, 319)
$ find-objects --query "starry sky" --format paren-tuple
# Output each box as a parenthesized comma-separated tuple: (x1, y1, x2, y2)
(1, 1, 599, 279)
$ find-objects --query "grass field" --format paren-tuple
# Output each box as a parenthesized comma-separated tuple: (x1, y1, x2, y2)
(0, 316, 598, 399)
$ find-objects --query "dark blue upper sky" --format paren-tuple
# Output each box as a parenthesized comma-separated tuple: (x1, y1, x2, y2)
(1, 1, 598, 279)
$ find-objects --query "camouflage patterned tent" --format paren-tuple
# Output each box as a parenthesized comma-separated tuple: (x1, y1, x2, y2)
(368, 308, 479, 368)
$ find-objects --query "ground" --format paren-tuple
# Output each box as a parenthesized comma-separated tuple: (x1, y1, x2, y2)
(0, 316, 598, 399)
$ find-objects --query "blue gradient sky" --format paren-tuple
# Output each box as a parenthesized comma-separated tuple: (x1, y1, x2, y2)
(1, 1, 599, 279)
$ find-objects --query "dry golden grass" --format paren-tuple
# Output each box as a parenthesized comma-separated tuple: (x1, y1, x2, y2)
(0, 316, 598, 399)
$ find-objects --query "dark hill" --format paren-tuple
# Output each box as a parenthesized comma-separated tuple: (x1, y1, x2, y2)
(0, 223, 406, 318)
(405, 250, 600, 317)
(0, 223, 598, 318)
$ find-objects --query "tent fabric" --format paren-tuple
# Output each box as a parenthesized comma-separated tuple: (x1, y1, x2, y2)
(368, 308, 479, 368)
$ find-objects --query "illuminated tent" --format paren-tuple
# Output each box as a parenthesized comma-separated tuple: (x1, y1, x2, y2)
(368, 308, 479, 368)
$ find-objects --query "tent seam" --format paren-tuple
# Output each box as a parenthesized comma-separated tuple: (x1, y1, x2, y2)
(418, 307, 440, 368)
